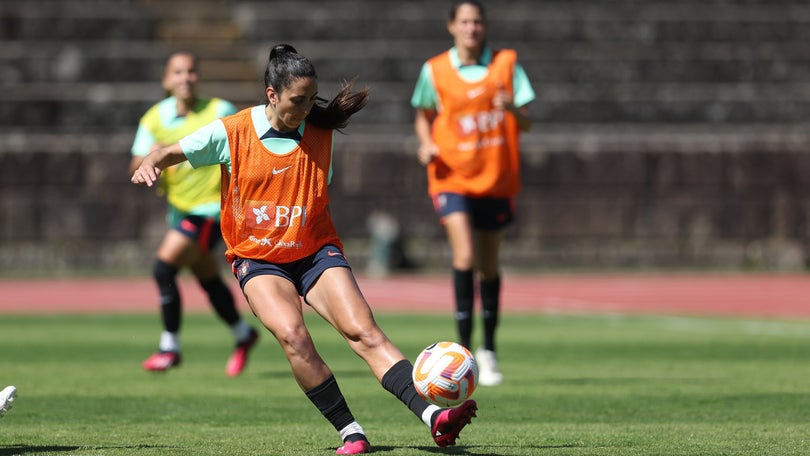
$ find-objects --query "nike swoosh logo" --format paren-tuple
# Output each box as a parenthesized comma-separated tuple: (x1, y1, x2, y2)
(272, 165, 292, 175)
(466, 86, 486, 99)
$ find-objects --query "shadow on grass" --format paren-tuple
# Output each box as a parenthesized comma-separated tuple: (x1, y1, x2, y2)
(0, 444, 178, 455)
(364, 443, 584, 454)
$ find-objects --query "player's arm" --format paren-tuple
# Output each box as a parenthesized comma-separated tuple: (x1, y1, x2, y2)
(128, 143, 164, 175)
(129, 120, 161, 175)
(128, 155, 145, 176)
(512, 105, 532, 132)
(414, 108, 439, 166)
(411, 63, 440, 166)
(494, 96, 532, 132)
(494, 82, 532, 132)
(497, 62, 536, 132)
(131, 143, 187, 187)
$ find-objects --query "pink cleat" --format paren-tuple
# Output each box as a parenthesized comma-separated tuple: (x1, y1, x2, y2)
(431, 399, 477, 447)
(142, 351, 181, 372)
(335, 438, 371, 455)
(225, 328, 259, 377)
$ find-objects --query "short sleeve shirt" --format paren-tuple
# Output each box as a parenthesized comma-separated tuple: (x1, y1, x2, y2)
(179, 106, 333, 183)
(411, 46, 536, 110)
(131, 96, 237, 224)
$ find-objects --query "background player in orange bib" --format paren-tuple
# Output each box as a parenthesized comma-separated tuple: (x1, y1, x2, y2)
(411, 1, 536, 386)
(132, 44, 477, 455)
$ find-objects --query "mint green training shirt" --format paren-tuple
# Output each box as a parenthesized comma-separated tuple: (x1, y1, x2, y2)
(179, 105, 333, 183)
(411, 46, 536, 110)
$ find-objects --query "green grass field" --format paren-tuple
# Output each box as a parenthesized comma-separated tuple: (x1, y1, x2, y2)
(1, 311, 809, 455)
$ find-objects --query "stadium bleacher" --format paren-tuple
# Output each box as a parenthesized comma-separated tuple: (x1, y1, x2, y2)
(1, 0, 809, 272)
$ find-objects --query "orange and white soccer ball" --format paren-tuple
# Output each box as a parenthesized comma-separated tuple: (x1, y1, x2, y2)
(412, 341, 478, 407)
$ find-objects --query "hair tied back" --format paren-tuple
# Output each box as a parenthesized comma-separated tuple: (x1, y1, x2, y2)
(269, 44, 298, 62)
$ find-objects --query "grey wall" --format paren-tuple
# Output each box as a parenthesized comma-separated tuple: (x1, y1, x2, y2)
(2, 0, 809, 274)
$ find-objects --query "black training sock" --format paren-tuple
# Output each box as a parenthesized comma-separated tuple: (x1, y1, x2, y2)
(198, 276, 240, 326)
(153, 259, 181, 333)
(453, 268, 475, 349)
(305, 375, 356, 432)
(381, 359, 431, 419)
(480, 275, 501, 352)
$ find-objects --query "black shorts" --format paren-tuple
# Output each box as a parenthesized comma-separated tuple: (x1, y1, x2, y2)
(231, 244, 351, 299)
(173, 215, 221, 253)
(433, 192, 515, 231)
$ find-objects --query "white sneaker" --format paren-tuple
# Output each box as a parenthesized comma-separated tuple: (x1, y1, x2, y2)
(0, 385, 16, 417)
(475, 349, 504, 386)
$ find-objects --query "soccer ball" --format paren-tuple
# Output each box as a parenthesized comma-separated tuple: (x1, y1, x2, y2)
(412, 341, 478, 407)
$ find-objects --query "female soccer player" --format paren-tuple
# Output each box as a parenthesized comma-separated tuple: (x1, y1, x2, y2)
(411, 0, 536, 386)
(132, 44, 477, 455)
(130, 51, 259, 376)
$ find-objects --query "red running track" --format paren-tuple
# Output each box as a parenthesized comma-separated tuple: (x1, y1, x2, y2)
(0, 273, 809, 318)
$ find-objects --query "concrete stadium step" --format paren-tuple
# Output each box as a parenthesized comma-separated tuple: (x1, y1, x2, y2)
(3, 0, 810, 125)
(236, 0, 810, 41)
(4, 39, 808, 86)
(3, 80, 810, 127)
(0, 0, 152, 41)
(4, 124, 809, 156)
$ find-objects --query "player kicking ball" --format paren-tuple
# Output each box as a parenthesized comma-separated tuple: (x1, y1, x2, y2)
(132, 44, 477, 454)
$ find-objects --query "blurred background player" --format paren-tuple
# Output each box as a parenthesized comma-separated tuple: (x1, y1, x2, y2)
(129, 51, 259, 376)
(411, 1, 536, 386)
(0, 385, 15, 417)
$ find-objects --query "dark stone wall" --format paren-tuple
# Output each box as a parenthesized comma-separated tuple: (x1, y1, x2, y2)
(3, 133, 807, 273)
(325, 135, 810, 272)
(2, 0, 810, 273)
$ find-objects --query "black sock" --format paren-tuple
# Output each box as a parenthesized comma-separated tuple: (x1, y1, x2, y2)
(453, 268, 475, 349)
(305, 375, 356, 432)
(153, 259, 181, 335)
(381, 359, 431, 419)
(198, 276, 239, 326)
(480, 276, 501, 352)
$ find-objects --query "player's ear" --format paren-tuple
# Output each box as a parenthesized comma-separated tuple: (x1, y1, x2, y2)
(266, 86, 276, 105)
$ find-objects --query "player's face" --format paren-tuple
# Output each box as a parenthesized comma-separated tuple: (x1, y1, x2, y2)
(267, 77, 318, 131)
(447, 3, 486, 50)
(162, 54, 198, 102)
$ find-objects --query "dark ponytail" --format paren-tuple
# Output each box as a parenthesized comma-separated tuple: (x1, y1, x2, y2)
(308, 78, 369, 130)
(263, 44, 369, 131)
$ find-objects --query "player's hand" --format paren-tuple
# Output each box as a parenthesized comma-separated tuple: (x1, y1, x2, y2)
(131, 163, 161, 187)
(493, 82, 514, 111)
(417, 142, 439, 166)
